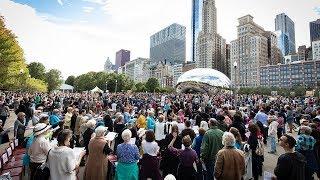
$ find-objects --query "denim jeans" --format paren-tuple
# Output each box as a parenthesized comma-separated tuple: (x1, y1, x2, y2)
(205, 160, 214, 180)
(269, 136, 276, 152)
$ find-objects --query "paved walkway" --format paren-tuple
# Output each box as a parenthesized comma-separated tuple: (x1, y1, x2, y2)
(2, 112, 286, 180)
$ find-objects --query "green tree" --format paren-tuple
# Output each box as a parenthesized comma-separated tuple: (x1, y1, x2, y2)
(135, 82, 147, 92)
(65, 75, 76, 86)
(45, 69, 62, 92)
(0, 16, 29, 90)
(27, 62, 46, 81)
(145, 78, 160, 92)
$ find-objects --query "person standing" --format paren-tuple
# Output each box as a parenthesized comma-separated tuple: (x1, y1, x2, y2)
(14, 112, 26, 147)
(268, 116, 279, 154)
(214, 132, 245, 180)
(274, 134, 306, 180)
(146, 111, 155, 131)
(64, 107, 73, 129)
(28, 123, 52, 180)
(0, 95, 10, 126)
(180, 120, 196, 141)
(48, 129, 85, 180)
(84, 126, 112, 180)
(200, 119, 224, 180)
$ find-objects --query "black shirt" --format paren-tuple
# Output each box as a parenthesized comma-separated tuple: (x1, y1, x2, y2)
(274, 152, 306, 180)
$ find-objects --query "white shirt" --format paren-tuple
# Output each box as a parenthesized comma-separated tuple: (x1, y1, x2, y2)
(142, 141, 159, 156)
(28, 135, 52, 163)
(111, 103, 117, 111)
(155, 122, 166, 141)
(48, 146, 77, 180)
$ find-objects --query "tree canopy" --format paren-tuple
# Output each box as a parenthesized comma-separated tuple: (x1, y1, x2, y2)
(45, 69, 63, 92)
(27, 62, 46, 81)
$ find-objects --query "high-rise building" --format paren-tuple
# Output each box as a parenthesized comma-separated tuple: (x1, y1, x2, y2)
(150, 23, 186, 65)
(124, 58, 150, 83)
(104, 57, 115, 73)
(230, 15, 268, 87)
(196, 0, 227, 75)
(310, 19, 320, 44)
(115, 49, 130, 70)
(298, 45, 307, 61)
(312, 40, 320, 60)
(191, 0, 203, 62)
(263, 31, 281, 65)
(275, 13, 296, 55)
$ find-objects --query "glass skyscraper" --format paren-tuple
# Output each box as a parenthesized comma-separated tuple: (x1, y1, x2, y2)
(191, 0, 203, 62)
(275, 13, 296, 55)
(150, 23, 186, 65)
(310, 19, 320, 44)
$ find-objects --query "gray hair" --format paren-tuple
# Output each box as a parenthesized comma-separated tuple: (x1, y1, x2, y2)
(300, 126, 312, 135)
(86, 119, 96, 128)
(95, 126, 107, 137)
(222, 132, 236, 147)
(122, 129, 132, 142)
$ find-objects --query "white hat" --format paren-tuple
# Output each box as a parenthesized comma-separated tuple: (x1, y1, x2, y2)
(39, 114, 49, 119)
(33, 123, 51, 136)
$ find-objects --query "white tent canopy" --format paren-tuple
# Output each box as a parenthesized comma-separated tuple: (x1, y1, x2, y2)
(60, 84, 74, 91)
(90, 86, 103, 93)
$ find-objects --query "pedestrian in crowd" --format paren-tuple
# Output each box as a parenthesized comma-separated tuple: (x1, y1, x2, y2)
(0, 95, 10, 126)
(154, 114, 166, 149)
(48, 129, 85, 180)
(82, 119, 96, 154)
(169, 135, 198, 180)
(116, 129, 140, 180)
(248, 123, 264, 180)
(147, 111, 156, 131)
(214, 132, 245, 180)
(268, 115, 279, 154)
(296, 126, 318, 180)
(64, 107, 73, 129)
(274, 134, 306, 180)
(200, 121, 209, 131)
(140, 130, 161, 180)
(84, 126, 112, 180)
(103, 114, 113, 132)
(28, 123, 52, 180)
(162, 124, 182, 177)
(136, 110, 147, 129)
(75, 109, 87, 144)
(14, 112, 26, 147)
(200, 118, 224, 180)
(230, 111, 246, 141)
(180, 120, 196, 141)
(70, 108, 79, 132)
(50, 109, 61, 128)
(286, 105, 294, 133)
(229, 127, 243, 149)
(192, 127, 206, 158)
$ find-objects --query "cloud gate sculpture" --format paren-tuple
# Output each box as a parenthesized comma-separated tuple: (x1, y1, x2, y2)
(176, 68, 231, 94)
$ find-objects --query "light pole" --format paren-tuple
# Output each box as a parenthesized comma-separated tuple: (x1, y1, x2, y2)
(233, 61, 238, 107)
(105, 81, 108, 92)
(115, 80, 118, 93)
(19, 69, 24, 91)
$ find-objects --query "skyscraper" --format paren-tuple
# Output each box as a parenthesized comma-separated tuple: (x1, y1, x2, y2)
(191, 0, 203, 62)
(310, 19, 320, 44)
(115, 49, 130, 70)
(150, 23, 186, 65)
(275, 13, 296, 55)
(230, 15, 268, 87)
(196, 0, 227, 75)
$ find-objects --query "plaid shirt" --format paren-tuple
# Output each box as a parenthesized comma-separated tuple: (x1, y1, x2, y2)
(296, 134, 316, 151)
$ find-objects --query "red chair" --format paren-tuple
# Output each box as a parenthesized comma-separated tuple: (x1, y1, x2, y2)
(0, 154, 23, 180)
(12, 140, 25, 156)
(2, 153, 23, 170)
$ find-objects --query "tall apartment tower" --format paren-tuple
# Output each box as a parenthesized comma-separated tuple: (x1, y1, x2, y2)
(150, 23, 186, 65)
(230, 15, 268, 87)
(196, 0, 227, 75)
(310, 19, 320, 44)
(191, 0, 203, 62)
(115, 49, 130, 70)
(275, 13, 296, 55)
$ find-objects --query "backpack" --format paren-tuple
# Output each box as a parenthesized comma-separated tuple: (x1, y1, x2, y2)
(255, 138, 264, 156)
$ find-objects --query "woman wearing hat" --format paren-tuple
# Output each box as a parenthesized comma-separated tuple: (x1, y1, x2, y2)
(28, 123, 52, 180)
(84, 126, 112, 180)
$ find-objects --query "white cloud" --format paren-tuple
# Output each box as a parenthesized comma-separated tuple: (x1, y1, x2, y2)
(82, 6, 94, 13)
(57, 0, 63, 6)
(0, 0, 318, 78)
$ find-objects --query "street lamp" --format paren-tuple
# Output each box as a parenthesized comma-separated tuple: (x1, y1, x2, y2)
(115, 80, 118, 93)
(233, 61, 238, 88)
(105, 81, 108, 92)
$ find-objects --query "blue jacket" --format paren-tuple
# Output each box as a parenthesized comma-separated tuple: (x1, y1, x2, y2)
(49, 114, 60, 126)
(146, 116, 155, 131)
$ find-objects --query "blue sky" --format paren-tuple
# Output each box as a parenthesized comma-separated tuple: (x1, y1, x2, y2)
(1, 0, 319, 78)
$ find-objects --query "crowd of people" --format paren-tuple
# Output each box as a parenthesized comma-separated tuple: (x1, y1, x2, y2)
(0, 92, 319, 180)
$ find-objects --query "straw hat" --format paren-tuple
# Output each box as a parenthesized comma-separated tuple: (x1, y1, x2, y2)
(34, 123, 51, 136)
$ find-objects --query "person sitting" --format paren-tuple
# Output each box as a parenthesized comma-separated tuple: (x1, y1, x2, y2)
(48, 129, 85, 180)
(214, 132, 245, 180)
(84, 126, 112, 180)
(115, 129, 140, 180)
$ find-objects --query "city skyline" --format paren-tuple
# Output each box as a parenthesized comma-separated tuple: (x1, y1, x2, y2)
(0, 0, 319, 77)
